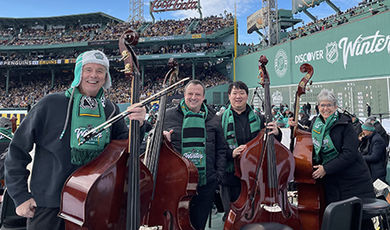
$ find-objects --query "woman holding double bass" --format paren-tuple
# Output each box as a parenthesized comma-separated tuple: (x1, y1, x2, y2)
(290, 89, 376, 230)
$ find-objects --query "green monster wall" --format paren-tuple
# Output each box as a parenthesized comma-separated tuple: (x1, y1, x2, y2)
(234, 10, 390, 117)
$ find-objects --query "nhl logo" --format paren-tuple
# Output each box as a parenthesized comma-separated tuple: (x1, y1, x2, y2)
(325, 42, 338, 64)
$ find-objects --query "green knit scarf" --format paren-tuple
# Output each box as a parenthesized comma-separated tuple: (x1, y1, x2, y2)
(65, 87, 110, 165)
(180, 99, 208, 186)
(221, 105, 261, 172)
(0, 127, 12, 143)
(312, 111, 339, 165)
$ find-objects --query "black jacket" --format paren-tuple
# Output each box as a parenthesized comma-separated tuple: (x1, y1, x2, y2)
(374, 121, 390, 147)
(351, 120, 362, 136)
(359, 132, 387, 182)
(5, 92, 129, 208)
(311, 114, 375, 204)
(221, 105, 282, 186)
(163, 103, 227, 185)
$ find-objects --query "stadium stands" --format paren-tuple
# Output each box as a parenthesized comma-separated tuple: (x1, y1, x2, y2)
(288, 0, 387, 40)
(0, 13, 234, 109)
(0, 14, 233, 47)
(0, 64, 229, 109)
(245, 0, 388, 54)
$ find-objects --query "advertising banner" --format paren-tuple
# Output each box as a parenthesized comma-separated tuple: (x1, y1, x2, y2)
(150, 0, 198, 12)
(247, 9, 265, 33)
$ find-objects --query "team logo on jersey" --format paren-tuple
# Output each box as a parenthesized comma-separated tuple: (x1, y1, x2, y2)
(80, 96, 98, 110)
(274, 49, 288, 77)
(326, 41, 339, 64)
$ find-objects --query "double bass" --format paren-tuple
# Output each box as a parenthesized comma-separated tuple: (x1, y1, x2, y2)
(290, 64, 325, 230)
(59, 29, 154, 229)
(224, 55, 300, 230)
(141, 59, 198, 229)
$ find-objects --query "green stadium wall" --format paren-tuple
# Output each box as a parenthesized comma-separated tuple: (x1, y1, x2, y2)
(231, 10, 390, 118)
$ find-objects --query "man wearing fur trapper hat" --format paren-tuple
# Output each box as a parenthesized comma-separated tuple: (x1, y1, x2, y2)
(4, 50, 146, 230)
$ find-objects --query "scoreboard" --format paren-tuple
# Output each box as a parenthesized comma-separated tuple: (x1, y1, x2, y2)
(249, 77, 390, 118)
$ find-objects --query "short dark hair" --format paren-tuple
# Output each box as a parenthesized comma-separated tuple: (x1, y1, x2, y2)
(228, 81, 248, 95)
(184, 79, 205, 95)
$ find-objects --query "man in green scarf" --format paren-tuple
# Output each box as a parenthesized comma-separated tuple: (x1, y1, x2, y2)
(5, 50, 146, 230)
(220, 81, 281, 221)
(163, 80, 227, 230)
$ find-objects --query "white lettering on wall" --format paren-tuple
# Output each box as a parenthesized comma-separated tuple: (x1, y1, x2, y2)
(294, 50, 324, 64)
(338, 30, 390, 69)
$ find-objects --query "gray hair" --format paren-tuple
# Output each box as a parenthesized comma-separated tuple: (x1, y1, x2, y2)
(317, 89, 337, 106)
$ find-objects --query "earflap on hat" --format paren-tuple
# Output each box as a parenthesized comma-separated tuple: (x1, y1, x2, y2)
(103, 72, 111, 89)
(71, 53, 84, 88)
(71, 50, 112, 90)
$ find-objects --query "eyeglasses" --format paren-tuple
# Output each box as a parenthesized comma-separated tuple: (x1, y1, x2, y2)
(319, 103, 335, 108)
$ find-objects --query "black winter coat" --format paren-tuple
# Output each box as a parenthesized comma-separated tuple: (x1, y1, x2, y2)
(359, 132, 387, 182)
(221, 106, 282, 186)
(311, 114, 375, 204)
(5, 92, 129, 208)
(163, 104, 227, 186)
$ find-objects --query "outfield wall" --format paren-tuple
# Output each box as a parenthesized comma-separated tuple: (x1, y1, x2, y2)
(233, 9, 390, 116)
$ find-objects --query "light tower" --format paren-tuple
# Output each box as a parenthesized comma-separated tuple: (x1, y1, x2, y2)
(129, 0, 145, 22)
(262, 0, 279, 46)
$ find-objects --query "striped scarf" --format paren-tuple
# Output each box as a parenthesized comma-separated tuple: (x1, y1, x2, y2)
(180, 99, 208, 186)
(65, 87, 110, 166)
(221, 105, 261, 172)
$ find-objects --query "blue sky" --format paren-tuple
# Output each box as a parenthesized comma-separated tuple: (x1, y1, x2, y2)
(0, 0, 360, 44)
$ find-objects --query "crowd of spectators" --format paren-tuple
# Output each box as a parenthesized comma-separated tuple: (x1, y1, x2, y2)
(93, 21, 142, 41)
(192, 14, 234, 34)
(0, 14, 233, 109)
(6, 24, 101, 46)
(142, 18, 192, 37)
(0, 75, 71, 109)
(134, 42, 226, 56)
(0, 14, 234, 47)
(0, 66, 230, 109)
(288, 0, 386, 40)
(243, 0, 388, 55)
(0, 41, 229, 63)
(1, 50, 78, 62)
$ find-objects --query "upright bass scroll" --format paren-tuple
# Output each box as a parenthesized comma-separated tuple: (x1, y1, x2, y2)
(289, 63, 313, 152)
(290, 64, 326, 230)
